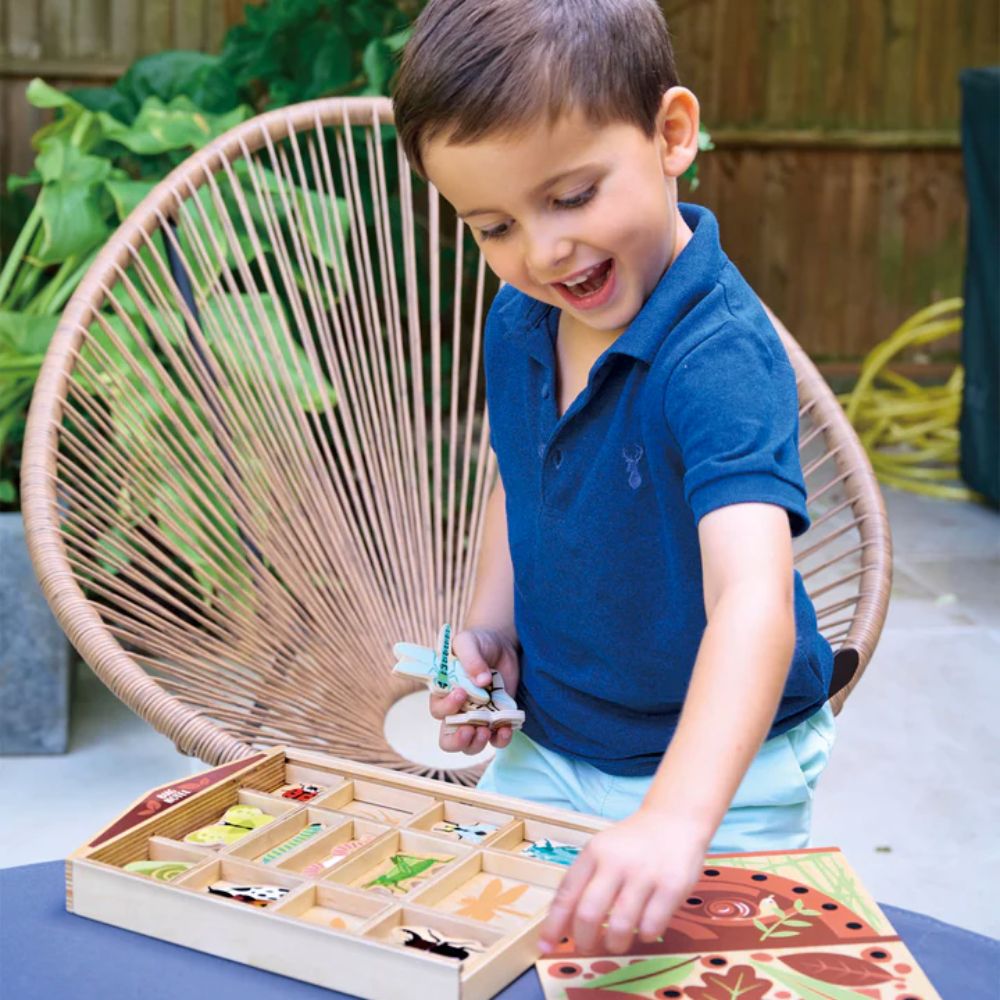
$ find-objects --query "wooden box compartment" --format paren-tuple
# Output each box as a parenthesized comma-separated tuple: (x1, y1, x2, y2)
(490, 817, 593, 866)
(406, 799, 517, 846)
(360, 904, 508, 966)
(274, 816, 389, 876)
(409, 850, 562, 932)
(226, 806, 347, 865)
(272, 881, 392, 932)
(325, 829, 473, 897)
(177, 788, 295, 851)
(269, 762, 350, 804)
(68, 746, 610, 1000)
(312, 777, 437, 825)
(110, 835, 212, 882)
(173, 857, 306, 909)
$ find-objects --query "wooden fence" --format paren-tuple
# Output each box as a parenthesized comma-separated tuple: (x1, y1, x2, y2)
(1, 0, 997, 359)
(666, 0, 996, 359)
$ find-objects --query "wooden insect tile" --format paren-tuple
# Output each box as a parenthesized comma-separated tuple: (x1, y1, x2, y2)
(412, 851, 563, 933)
(491, 818, 592, 867)
(67, 748, 944, 1000)
(536, 848, 943, 1000)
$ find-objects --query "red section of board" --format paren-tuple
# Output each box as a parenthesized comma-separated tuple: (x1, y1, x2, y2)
(88, 754, 268, 847)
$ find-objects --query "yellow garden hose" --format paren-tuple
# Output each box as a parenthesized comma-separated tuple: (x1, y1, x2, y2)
(840, 298, 979, 502)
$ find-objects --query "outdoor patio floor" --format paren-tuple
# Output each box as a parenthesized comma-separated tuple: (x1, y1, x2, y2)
(1, 486, 997, 939)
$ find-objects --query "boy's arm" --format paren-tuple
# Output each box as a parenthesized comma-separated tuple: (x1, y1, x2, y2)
(463, 475, 518, 641)
(540, 501, 796, 954)
(431, 474, 521, 753)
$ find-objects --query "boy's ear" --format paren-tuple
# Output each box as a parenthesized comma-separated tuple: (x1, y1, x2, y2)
(656, 86, 700, 179)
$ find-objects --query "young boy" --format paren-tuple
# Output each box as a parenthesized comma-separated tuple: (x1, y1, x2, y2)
(393, 0, 836, 956)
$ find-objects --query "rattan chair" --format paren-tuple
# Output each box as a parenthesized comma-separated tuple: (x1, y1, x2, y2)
(22, 97, 891, 784)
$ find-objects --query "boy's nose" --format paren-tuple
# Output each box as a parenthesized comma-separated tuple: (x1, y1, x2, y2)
(525, 231, 574, 283)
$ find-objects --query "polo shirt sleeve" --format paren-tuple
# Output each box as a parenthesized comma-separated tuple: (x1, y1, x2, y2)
(664, 322, 810, 536)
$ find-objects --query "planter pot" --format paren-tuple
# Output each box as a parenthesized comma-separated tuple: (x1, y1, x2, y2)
(0, 511, 72, 753)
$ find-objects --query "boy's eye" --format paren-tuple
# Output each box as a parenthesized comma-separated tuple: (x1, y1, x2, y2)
(555, 186, 596, 209)
(479, 222, 511, 242)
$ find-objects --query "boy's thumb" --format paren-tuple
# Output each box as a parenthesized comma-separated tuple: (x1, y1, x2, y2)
(452, 630, 492, 687)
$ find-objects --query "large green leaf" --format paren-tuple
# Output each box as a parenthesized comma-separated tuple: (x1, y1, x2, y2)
(104, 178, 157, 221)
(113, 51, 243, 114)
(32, 140, 119, 263)
(25, 79, 107, 155)
(99, 96, 251, 156)
(0, 311, 58, 357)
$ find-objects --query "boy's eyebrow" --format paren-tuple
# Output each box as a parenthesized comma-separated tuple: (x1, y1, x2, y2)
(457, 164, 599, 219)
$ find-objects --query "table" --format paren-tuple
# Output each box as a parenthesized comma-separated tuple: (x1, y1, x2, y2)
(2, 861, 996, 998)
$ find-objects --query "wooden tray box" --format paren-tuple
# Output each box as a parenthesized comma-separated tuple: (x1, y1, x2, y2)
(67, 746, 608, 999)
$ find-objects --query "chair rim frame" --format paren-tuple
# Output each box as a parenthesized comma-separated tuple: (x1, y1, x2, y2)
(22, 96, 891, 768)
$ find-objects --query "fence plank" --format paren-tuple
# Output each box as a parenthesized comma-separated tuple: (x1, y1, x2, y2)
(72, 0, 111, 59)
(3, 2, 41, 60)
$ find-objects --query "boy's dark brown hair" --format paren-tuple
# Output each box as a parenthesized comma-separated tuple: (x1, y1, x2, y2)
(393, 0, 679, 178)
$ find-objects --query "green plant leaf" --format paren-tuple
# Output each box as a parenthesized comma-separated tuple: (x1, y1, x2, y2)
(361, 38, 395, 94)
(0, 480, 15, 504)
(0, 312, 58, 356)
(105, 179, 158, 222)
(32, 140, 115, 263)
(99, 96, 251, 156)
(113, 51, 243, 114)
(65, 85, 135, 123)
(25, 80, 107, 155)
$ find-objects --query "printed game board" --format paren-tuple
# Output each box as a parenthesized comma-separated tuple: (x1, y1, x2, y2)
(66, 747, 941, 1000)
(536, 849, 940, 1000)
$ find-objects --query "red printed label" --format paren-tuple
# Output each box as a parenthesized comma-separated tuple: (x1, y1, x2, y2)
(88, 753, 269, 847)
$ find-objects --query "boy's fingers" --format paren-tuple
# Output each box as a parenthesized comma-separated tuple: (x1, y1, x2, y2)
(539, 852, 596, 952)
(439, 723, 475, 752)
(637, 885, 683, 942)
(463, 726, 492, 755)
(429, 687, 469, 720)
(489, 724, 513, 749)
(453, 631, 499, 687)
(571, 872, 623, 954)
(603, 880, 655, 954)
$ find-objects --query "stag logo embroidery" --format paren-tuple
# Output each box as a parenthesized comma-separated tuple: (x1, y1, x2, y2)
(623, 444, 644, 489)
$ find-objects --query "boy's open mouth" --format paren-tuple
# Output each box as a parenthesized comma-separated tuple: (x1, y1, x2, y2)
(552, 258, 616, 311)
(557, 258, 613, 299)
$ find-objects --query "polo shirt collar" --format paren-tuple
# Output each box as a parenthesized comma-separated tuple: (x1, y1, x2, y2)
(498, 203, 726, 366)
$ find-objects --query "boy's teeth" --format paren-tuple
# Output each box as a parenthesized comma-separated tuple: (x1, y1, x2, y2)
(564, 263, 602, 287)
(563, 259, 611, 296)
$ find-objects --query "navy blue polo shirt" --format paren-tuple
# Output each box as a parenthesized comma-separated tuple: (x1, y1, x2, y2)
(484, 203, 834, 776)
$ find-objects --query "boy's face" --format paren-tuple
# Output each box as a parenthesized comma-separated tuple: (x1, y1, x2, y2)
(421, 91, 698, 338)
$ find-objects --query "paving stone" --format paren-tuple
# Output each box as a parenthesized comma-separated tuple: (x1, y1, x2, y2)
(0, 513, 72, 753)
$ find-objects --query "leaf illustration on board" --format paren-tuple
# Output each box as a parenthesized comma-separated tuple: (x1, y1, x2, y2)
(779, 952, 894, 986)
(454, 877, 530, 921)
(565, 954, 699, 993)
(684, 964, 773, 1000)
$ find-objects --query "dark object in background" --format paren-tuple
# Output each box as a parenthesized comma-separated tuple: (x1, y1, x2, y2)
(959, 67, 1000, 507)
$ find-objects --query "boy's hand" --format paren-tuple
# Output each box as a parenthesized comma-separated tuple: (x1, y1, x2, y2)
(538, 808, 708, 955)
(430, 627, 520, 755)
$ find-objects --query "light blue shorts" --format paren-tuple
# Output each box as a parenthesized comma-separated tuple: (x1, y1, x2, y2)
(477, 702, 836, 854)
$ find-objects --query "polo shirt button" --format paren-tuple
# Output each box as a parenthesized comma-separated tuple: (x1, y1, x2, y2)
(537, 443, 545, 457)
(553, 448, 563, 468)
(541, 384, 551, 399)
